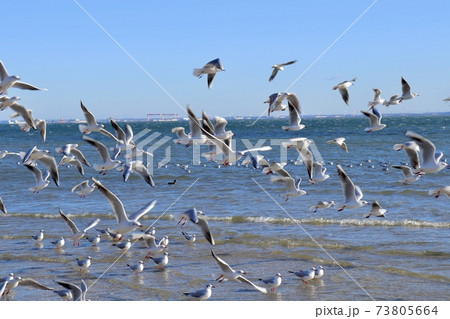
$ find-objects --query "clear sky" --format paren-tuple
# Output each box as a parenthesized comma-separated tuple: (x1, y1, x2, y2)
(1, 0, 449, 121)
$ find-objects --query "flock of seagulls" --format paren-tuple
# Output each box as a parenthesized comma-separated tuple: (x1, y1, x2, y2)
(0, 56, 448, 301)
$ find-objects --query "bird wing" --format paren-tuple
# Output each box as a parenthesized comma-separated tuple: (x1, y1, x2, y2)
(71, 148, 90, 167)
(211, 249, 233, 273)
(0, 60, 9, 81)
(91, 177, 128, 223)
(80, 101, 97, 126)
(372, 107, 383, 123)
(9, 104, 37, 129)
(25, 164, 44, 183)
(12, 81, 46, 91)
(82, 135, 112, 163)
(71, 180, 88, 192)
(338, 87, 350, 105)
(337, 165, 357, 202)
(110, 118, 126, 142)
(361, 110, 378, 127)
(0, 197, 7, 214)
(197, 215, 215, 245)
(133, 163, 155, 187)
(19, 278, 54, 291)
(59, 209, 80, 235)
(235, 275, 268, 294)
(128, 200, 157, 222)
(405, 131, 436, 166)
(391, 165, 414, 178)
(269, 68, 279, 82)
(280, 60, 297, 66)
(401, 77, 411, 95)
(187, 106, 203, 139)
(56, 281, 82, 301)
(36, 120, 46, 142)
(82, 218, 101, 233)
(207, 73, 216, 89)
(37, 155, 60, 186)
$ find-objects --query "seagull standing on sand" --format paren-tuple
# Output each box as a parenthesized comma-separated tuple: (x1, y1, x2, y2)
(32, 229, 44, 242)
(288, 267, 316, 284)
(211, 249, 267, 293)
(127, 260, 144, 275)
(193, 58, 225, 89)
(183, 284, 215, 300)
(336, 164, 369, 211)
(258, 273, 282, 292)
(269, 60, 297, 81)
(333, 78, 357, 105)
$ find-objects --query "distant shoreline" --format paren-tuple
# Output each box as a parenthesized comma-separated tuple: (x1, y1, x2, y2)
(1, 112, 449, 124)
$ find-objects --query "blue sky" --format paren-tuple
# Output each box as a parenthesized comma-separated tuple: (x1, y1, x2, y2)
(1, 0, 449, 121)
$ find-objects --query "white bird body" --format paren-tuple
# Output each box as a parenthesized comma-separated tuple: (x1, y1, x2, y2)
(327, 137, 348, 153)
(365, 201, 387, 218)
(391, 165, 420, 185)
(393, 141, 421, 170)
(310, 201, 335, 213)
(83, 135, 121, 174)
(32, 229, 44, 242)
(0, 60, 48, 94)
(193, 58, 225, 89)
(269, 60, 297, 81)
(51, 236, 65, 249)
(211, 249, 267, 293)
(428, 186, 450, 199)
(183, 284, 215, 300)
(265, 92, 287, 116)
(361, 107, 386, 132)
(368, 88, 385, 108)
(76, 256, 92, 270)
(289, 267, 316, 284)
(336, 165, 369, 211)
(271, 176, 307, 201)
(127, 260, 144, 275)
(280, 93, 305, 131)
(0, 96, 21, 110)
(399, 77, 419, 102)
(258, 273, 282, 292)
(91, 177, 157, 235)
(59, 209, 101, 246)
(71, 180, 96, 198)
(314, 266, 324, 279)
(383, 94, 401, 107)
(405, 131, 447, 174)
(25, 164, 50, 193)
(333, 78, 357, 105)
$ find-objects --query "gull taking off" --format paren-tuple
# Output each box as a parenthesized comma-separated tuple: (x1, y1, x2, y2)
(91, 177, 157, 235)
(364, 201, 387, 218)
(211, 249, 267, 293)
(59, 209, 100, 246)
(405, 131, 447, 174)
(326, 137, 348, 153)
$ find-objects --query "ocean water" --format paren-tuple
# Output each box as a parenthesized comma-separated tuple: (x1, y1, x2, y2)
(0, 114, 449, 301)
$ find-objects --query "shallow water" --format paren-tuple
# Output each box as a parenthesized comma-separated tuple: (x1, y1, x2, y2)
(0, 115, 449, 301)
